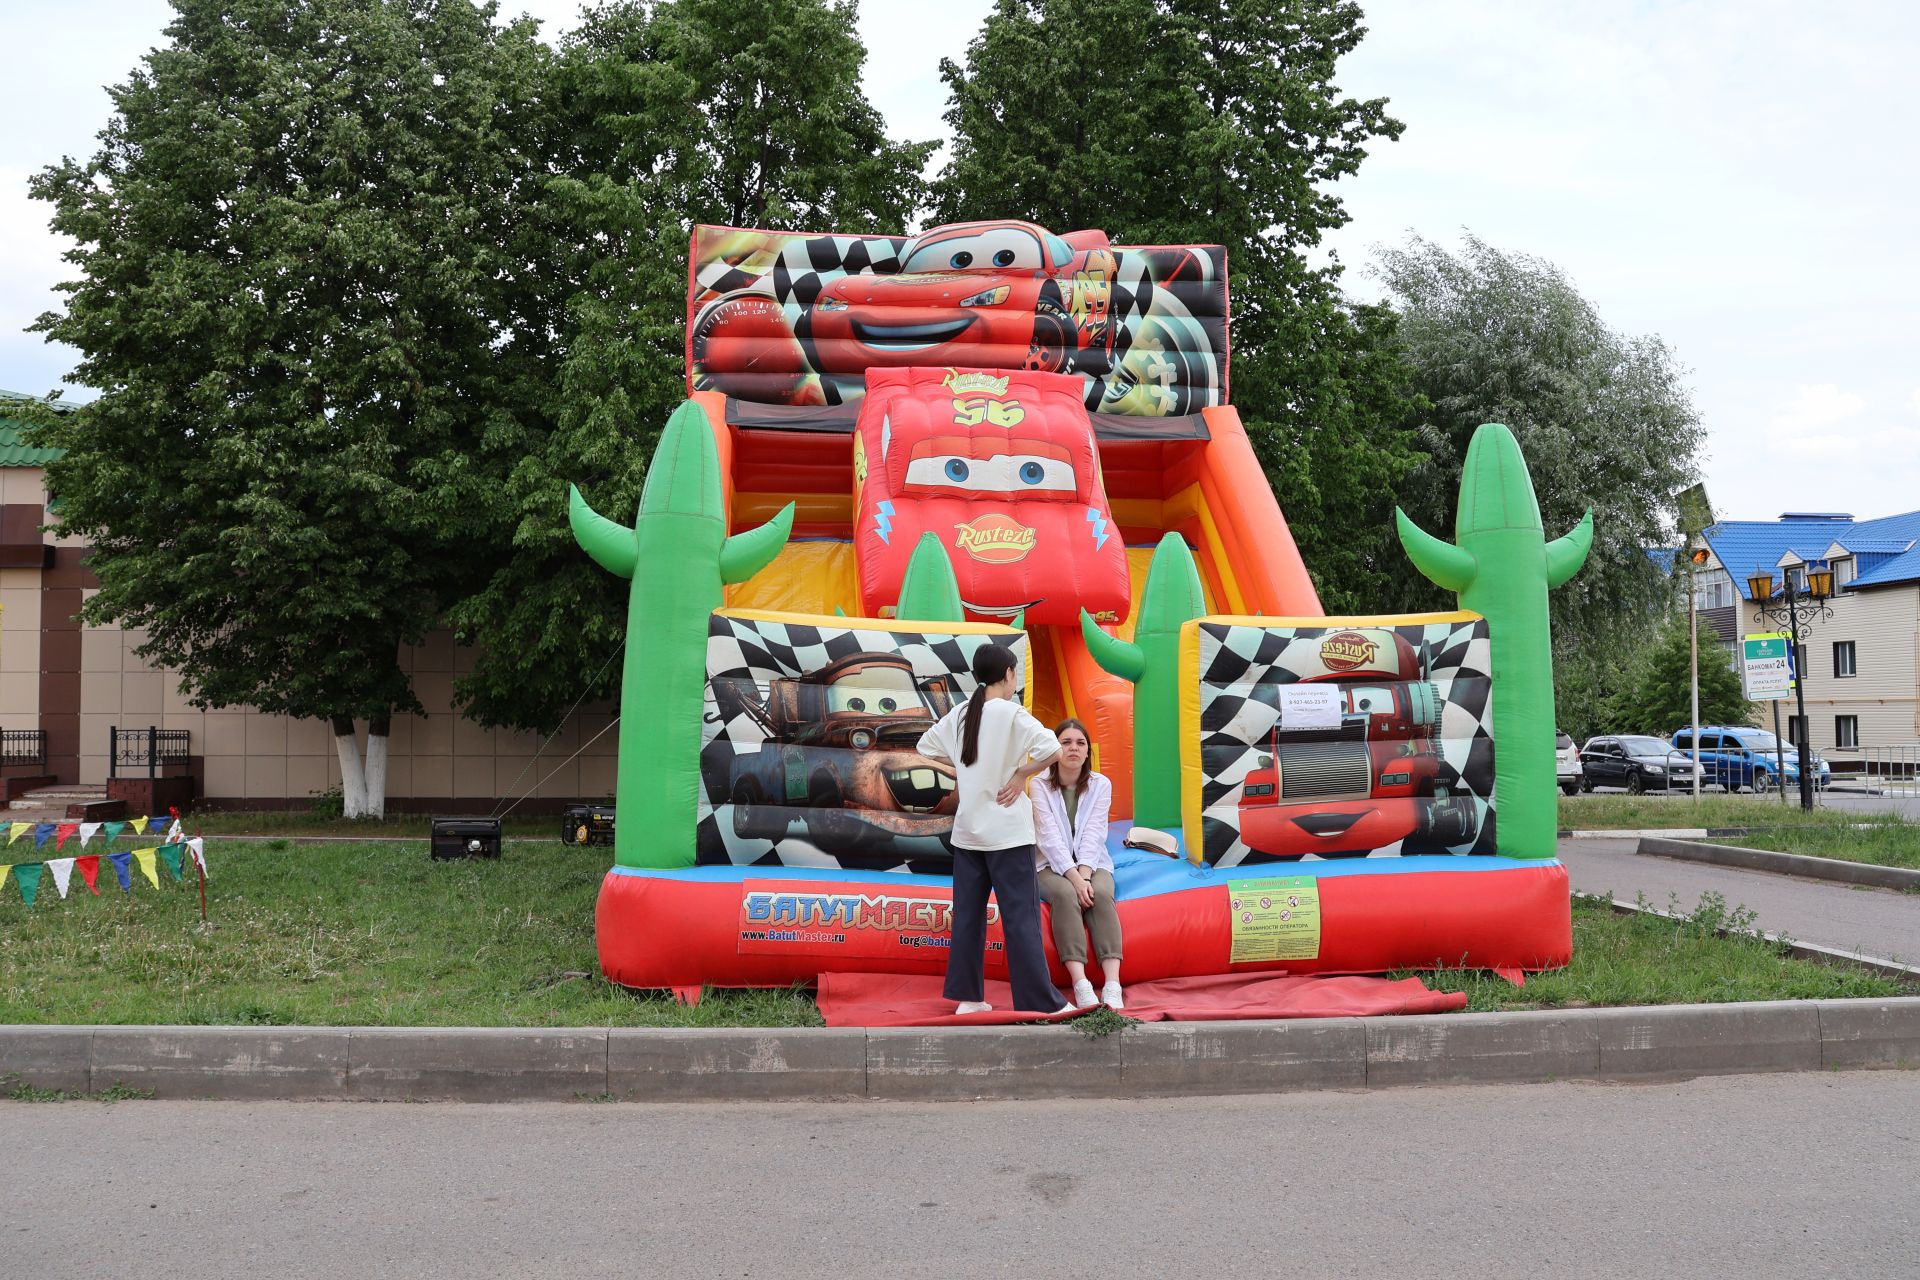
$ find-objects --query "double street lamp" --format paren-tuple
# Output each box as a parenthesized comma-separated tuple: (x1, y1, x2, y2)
(1746, 551, 1833, 811)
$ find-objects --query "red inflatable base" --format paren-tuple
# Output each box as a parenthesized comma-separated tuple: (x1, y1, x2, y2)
(595, 862, 1572, 990)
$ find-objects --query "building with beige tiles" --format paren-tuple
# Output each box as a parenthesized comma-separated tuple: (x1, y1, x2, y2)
(0, 397, 614, 811)
(1695, 510, 1920, 771)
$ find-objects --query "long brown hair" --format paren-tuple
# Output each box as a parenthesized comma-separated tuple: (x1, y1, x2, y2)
(1048, 718, 1092, 789)
(960, 643, 1017, 767)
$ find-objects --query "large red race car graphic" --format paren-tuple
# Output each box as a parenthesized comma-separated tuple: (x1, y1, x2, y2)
(852, 367, 1131, 626)
(687, 220, 1225, 415)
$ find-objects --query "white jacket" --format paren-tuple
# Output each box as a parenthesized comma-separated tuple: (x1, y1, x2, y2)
(1029, 771, 1113, 875)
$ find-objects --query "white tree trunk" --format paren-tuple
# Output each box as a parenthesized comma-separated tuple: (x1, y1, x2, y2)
(363, 717, 390, 820)
(332, 717, 369, 819)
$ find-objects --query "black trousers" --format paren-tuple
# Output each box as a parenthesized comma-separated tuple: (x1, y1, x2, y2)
(944, 843, 1064, 1012)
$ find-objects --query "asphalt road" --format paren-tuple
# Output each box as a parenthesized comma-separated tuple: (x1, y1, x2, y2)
(1560, 836, 1920, 964)
(5, 1073, 1915, 1279)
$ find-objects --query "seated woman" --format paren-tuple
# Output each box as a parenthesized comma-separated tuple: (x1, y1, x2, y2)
(1030, 718, 1123, 1009)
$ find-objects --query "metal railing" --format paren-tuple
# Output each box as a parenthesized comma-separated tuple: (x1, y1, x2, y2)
(109, 726, 191, 779)
(1866, 743, 1920, 796)
(0, 728, 47, 768)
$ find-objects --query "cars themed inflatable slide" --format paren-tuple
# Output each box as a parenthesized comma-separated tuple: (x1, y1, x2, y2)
(575, 219, 1589, 997)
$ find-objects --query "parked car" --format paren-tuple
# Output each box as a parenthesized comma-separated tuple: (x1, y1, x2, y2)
(1555, 731, 1584, 796)
(1579, 735, 1693, 794)
(1671, 726, 1829, 794)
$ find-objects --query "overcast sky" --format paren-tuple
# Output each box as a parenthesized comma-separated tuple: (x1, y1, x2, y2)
(4, 0, 1915, 522)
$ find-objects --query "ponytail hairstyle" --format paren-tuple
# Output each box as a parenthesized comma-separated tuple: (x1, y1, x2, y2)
(960, 643, 1018, 767)
(1048, 718, 1092, 790)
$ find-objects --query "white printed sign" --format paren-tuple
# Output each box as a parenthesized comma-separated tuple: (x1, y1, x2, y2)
(1741, 632, 1794, 701)
(1278, 684, 1343, 731)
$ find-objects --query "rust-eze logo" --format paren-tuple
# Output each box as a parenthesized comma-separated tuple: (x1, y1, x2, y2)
(1319, 631, 1380, 673)
(954, 514, 1037, 564)
(943, 370, 1010, 397)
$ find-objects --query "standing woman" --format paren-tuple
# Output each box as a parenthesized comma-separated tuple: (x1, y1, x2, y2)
(917, 644, 1069, 1016)
(1031, 719, 1124, 1009)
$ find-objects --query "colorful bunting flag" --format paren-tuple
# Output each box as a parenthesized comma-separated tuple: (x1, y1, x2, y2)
(0, 864, 9, 891)
(187, 838, 206, 876)
(47, 857, 74, 899)
(32, 822, 54, 849)
(13, 862, 41, 906)
(107, 851, 132, 892)
(166, 820, 184, 843)
(158, 843, 185, 881)
(75, 854, 100, 895)
(8, 821, 29, 845)
(103, 820, 126, 843)
(78, 822, 101, 848)
(130, 817, 149, 836)
(54, 822, 77, 851)
(133, 848, 159, 889)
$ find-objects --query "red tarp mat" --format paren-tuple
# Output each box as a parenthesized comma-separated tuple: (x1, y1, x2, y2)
(815, 970, 1468, 1027)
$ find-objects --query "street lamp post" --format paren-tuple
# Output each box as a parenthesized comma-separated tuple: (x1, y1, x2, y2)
(1746, 553, 1833, 812)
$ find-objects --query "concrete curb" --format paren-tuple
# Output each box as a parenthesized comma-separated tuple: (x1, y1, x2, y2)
(1636, 835, 1920, 892)
(4, 1000, 1917, 1102)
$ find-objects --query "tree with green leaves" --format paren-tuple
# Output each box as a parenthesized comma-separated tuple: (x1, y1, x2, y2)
(1370, 232, 1706, 717)
(933, 0, 1425, 610)
(1609, 616, 1754, 738)
(29, 0, 550, 816)
(446, 0, 935, 733)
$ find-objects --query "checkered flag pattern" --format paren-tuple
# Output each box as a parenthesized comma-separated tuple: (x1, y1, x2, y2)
(1194, 616, 1497, 867)
(697, 612, 1027, 873)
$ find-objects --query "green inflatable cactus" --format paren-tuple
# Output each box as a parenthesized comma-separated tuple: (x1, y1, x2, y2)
(1080, 532, 1206, 828)
(1395, 422, 1591, 859)
(894, 532, 966, 623)
(570, 400, 793, 869)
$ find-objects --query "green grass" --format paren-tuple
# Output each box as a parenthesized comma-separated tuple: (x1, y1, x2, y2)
(1559, 792, 1870, 830)
(0, 839, 820, 1028)
(1393, 892, 1905, 1011)
(3, 1073, 154, 1103)
(1560, 793, 1920, 871)
(180, 810, 568, 839)
(1728, 822, 1920, 871)
(1, 841, 1901, 1027)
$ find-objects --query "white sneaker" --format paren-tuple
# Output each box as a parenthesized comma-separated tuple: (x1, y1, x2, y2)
(1054, 1005, 1076, 1016)
(1100, 983, 1125, 1010)
(1071, 978, 1100, 1009)
(954, 1000, 993, 1015)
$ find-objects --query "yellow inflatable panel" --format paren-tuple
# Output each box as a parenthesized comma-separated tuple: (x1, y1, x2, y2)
(724, 540, 859, 615)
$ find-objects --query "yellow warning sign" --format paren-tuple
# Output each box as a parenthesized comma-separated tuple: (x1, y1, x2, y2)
(1227, 877, 1322, 964)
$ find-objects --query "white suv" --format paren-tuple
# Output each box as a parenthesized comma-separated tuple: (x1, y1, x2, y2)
(1556, 731, 1584, 795)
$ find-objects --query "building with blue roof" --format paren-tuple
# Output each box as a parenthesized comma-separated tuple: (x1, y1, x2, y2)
(1690, 508, 1920, 772)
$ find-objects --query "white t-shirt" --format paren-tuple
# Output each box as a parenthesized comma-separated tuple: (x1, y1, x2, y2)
(917, 697, 1061, 852)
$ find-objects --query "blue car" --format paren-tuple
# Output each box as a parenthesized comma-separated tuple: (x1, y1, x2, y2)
(1671, 726, 1829, 794)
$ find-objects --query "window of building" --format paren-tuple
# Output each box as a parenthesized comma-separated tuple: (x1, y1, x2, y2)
(1834, 558, 1854, 590)
(1836, 715, 1859, 750)
(1834, 641, 1856, 678)
(1787, 715, 1806, 746)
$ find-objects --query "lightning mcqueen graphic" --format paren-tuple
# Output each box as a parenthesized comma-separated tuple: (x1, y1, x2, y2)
(851, 367, 1132, 627)
(688, 219, 1225, 414)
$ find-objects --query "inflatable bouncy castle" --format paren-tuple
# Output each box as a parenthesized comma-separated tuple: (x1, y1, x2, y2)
(578, 220, 1589, 994)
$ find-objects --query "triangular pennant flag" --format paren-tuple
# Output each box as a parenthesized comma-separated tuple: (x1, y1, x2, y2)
(131, 816, 149, 835)
(0, 864, 10, 891)
(107, 851, 132, 892)
(8, 821, 30, 845)
(75, 854, 100, 894)
(55, 822, 78, 851)
(187, 837, 206, 876)
(133, 848, 159, 889)
(47, 857, 75, 899)
(32, 822, 55, 849)
(78, 822, 101, 848)
(158, 843, 185, 881)
(13, 862, 42, 906)
(165, 819, 184, 843)
(103, 820, 126, 843)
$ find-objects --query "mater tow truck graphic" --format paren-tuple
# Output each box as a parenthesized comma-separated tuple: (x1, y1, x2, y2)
(1236, 628, 1479, 859)
(717, 652, 961, 852)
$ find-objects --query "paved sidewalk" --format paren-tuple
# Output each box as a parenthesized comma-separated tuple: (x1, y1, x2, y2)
(1560, 836, 1920, 965)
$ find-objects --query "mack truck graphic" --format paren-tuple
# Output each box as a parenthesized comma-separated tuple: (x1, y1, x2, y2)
(1236, 628, 1478, 859)
(715, 652, 962, 851)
